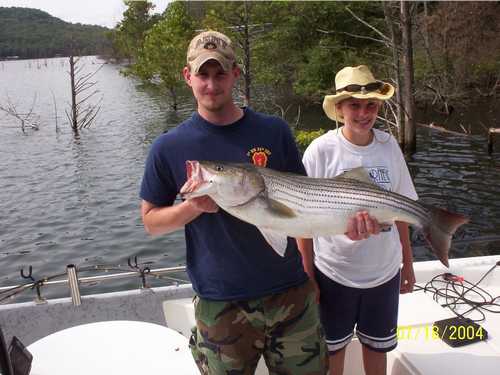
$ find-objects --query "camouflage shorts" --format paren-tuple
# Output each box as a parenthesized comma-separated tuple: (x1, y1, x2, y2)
(189, 280, 329, 375)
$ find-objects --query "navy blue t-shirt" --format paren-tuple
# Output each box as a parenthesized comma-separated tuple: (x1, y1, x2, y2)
(140, 107, 308, 300)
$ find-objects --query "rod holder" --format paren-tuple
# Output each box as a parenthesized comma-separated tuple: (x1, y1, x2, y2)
(66, 264, 81, 306)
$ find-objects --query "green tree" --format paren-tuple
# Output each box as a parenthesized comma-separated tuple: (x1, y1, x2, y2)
(133, 1, 195, 109)
(253, 2, 385, 101)
(0, 7, 110, 59)
(115, 0, 156, 62)
(202, 1, 265, 105)
(105, 29, 129, 62)
(200, 2, 384, 106)
(414, 2, 500, 107)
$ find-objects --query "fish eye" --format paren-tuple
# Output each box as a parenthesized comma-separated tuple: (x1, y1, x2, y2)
(215, 165, 224, 172)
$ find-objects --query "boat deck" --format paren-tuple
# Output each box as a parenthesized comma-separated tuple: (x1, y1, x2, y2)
(0, 255, 499, 374)
(386, 255, 500, 375)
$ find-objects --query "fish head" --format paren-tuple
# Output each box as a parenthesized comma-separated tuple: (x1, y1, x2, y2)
(181, 160, 265, 206)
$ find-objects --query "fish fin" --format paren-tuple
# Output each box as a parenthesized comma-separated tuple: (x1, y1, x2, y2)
(258, 228, 288, 257)
(336, 167, 374, 185)
(267, 199, 296, 218)
(423, 207, 469, 267)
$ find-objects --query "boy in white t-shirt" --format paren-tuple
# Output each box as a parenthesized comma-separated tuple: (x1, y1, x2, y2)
(297, 65, 417, 375)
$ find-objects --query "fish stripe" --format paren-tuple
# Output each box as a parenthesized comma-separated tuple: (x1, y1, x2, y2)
(264, 174, 428, 217)
(260, 174, 429, 225)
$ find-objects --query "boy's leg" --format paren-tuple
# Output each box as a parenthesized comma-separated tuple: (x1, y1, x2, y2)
(262, 280, 329, 375)
(356, 271, 401, 375)
(189, 296, 265, 375)
(314, 267, 360, 375)
(362, 346, 387, 375)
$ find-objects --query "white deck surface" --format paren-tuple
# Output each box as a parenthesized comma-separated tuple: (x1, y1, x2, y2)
(164, 256, 500, 375)
(27, 320, 198, 375)
(387, 255, 500, 375)
(1, 256, 497, 375)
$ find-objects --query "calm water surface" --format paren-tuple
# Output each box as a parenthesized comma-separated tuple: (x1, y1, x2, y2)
(1, 57, 499, 301)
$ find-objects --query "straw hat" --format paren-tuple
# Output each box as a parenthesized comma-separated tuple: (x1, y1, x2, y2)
(323, 65, 394, 123)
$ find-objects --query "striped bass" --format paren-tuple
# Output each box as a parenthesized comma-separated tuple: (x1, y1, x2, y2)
(180, 161, 468, 267)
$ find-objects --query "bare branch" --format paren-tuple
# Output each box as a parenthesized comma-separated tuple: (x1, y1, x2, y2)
(345, 6, 391, 43)
(0, 94, 40, 133)
(342, 31, 387, 46)
(67, 56, 103, 132)
(75, 81, 98, 94)
(50, 89, 59, 133)
(273, 102, 290, 119)
(76, 90, 101, 107)
(316, 28, 334, 35)
(417, 122, 469, 136)
(294, 105, 301, 129)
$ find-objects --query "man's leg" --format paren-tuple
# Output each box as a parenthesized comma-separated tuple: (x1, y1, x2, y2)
(261, 280, 329, 375)
(189, 296, 265, 375)
(329, 347, 346, 375)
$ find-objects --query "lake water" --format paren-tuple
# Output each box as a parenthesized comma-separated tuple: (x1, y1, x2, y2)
(1, 57, 499, 302)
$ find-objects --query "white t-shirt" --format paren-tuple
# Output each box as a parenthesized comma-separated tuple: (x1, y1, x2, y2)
(302, 127, 418, 288)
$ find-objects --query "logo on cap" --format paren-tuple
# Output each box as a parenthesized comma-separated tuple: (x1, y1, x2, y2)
(204, 42, 217, 50)
(187, 31, 235, 73)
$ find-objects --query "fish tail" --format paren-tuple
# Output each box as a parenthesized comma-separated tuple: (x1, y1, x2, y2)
(423, 207, 469, 267)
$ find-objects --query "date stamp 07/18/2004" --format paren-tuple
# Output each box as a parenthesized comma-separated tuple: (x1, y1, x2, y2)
(396, 323, 486, 341)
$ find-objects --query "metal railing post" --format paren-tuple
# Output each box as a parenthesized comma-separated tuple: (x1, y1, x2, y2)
(66, 264, 81, 306)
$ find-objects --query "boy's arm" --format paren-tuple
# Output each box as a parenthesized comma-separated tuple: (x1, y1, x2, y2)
(396, 221, 415, 293)
(296, 238, 320, 303)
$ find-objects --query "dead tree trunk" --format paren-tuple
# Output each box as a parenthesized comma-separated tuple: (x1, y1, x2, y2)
(169, 87, 178, 111)
(242, 0, 251, 106)
(383, 2, 404, 146)
(423, 2, 430, 52)
(69, 56, 78, 133)
(66, 56, 103, 136)
(401, 1, 416, 154)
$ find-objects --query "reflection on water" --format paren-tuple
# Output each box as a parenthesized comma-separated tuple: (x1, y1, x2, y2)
(0, 57, 190, 299)
(408, 130, 500, 260)
(0, 57, 499, 301)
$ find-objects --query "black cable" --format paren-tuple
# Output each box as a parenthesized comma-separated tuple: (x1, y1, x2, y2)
(413, 263, 500, 322)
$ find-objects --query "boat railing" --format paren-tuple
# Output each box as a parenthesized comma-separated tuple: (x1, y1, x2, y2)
(0, 259, 188, 306)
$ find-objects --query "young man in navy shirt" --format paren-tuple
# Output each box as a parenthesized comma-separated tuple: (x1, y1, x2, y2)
(140, 31, 328, 374)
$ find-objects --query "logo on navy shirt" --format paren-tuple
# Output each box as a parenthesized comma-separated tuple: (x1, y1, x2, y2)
(247, 147, 271, 167)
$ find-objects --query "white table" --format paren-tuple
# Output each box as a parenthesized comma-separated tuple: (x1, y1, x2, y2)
(28, 320, 199, 375)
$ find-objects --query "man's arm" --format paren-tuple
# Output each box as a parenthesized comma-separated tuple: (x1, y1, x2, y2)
(141, 196, 218, 236)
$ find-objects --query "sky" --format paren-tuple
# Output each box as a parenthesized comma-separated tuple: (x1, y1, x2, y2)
(0, 0, 171, 28)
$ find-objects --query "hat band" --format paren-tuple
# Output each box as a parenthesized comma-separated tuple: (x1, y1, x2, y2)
(336, 81, 383, 94)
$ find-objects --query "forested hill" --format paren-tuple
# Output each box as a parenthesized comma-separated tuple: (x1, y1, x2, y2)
(0, 7, 111, 59)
